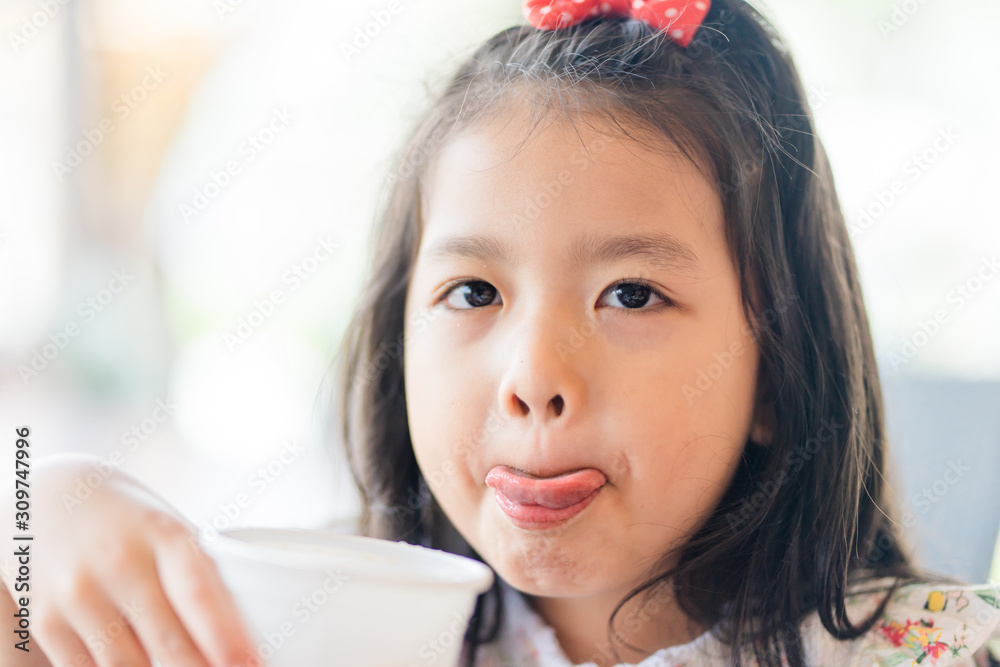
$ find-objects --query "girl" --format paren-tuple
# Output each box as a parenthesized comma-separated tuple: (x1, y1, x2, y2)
(6, 1, 999, 666)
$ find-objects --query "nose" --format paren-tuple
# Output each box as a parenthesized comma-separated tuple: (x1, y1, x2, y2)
(511, 393, 564, 418)
(496, 303, 587, 425)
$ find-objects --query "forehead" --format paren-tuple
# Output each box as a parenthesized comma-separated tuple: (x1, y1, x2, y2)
(417, 103, 725, 271)
(423, 106, 706, 209)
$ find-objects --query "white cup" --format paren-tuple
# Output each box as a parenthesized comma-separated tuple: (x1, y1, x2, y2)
(199, 527, 495, 667)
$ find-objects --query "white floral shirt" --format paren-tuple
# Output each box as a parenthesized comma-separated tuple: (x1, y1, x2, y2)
(473, 578, 1000, 666)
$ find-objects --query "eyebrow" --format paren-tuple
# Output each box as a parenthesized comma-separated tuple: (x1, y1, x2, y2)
(422, 231, 703, 274)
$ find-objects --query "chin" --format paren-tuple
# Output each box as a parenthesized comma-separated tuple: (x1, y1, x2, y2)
(502, 570, 592, 598)
(485, 538, 609, 598)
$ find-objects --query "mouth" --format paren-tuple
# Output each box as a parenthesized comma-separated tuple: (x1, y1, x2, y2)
(484, 465, 607, 530)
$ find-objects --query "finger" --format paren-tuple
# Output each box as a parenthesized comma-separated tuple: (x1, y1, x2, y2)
(121, 586, 213, 667)
(154, 528, 259, 667)
(33, 608, 99, 667)
(55, 573, 153, 667)
(86, 536, 212, 667)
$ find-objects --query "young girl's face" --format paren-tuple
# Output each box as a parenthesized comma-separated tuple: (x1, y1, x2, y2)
(402, 103, 763, 603)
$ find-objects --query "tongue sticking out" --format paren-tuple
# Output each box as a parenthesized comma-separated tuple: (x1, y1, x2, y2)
(485, 466, 607, 510)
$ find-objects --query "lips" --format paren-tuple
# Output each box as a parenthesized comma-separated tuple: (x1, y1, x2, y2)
(485, 465, 606, 529)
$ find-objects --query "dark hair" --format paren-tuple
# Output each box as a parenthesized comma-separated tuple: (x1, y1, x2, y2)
(332, 1, 924, 665)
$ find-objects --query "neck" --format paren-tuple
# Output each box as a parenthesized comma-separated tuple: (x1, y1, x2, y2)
(526, 582, 705, 667)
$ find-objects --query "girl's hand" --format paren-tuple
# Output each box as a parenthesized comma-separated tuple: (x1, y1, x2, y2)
(1, 454, 257, 667)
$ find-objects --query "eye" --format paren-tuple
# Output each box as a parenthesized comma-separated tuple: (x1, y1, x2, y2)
(598, 279, 672, 313)
(435, 278, 672, 313)
(438, 280, 501, 310)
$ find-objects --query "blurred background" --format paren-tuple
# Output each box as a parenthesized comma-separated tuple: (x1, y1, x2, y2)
(0, 0, 998, 583)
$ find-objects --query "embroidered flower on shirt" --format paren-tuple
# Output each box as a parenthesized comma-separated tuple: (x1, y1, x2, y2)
(874, 616, 971, 665)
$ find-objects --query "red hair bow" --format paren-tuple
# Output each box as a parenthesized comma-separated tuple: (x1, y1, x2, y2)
(522, 0, 711, 47)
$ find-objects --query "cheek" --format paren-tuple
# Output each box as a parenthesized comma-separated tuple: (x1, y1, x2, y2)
(613, 371, 746, 516)
(619, 315, 757, 433)
(403, 322, 486, 509)
(612, 319, 756, 516)
(671, 304, 760, 437)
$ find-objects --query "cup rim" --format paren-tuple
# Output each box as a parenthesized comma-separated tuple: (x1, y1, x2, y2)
(201, 527, 495, 593)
